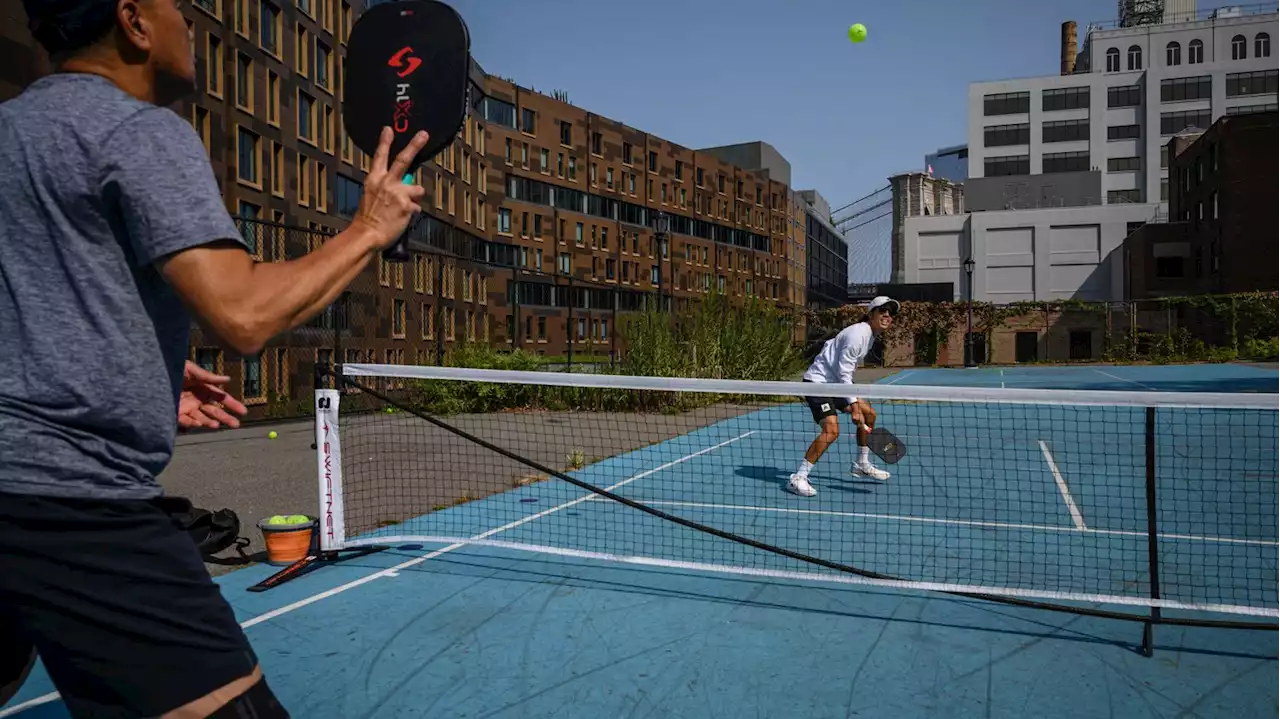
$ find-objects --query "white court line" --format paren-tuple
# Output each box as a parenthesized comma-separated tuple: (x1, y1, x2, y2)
(1093, 368, 1159, 391)
(0, 433, 755, 718)
(609, 499, 1278, 547)
(881, 370, 914, 385)
(1000, 369, 1005, 389)
(1039, 440, 1087, 530)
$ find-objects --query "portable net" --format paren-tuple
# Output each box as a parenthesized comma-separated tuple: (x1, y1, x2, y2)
(310, 363, 1278, 628)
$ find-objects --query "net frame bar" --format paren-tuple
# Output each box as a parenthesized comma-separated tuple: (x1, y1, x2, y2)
(308, 363, 1278, 637)
(339, 363, 1278, 410)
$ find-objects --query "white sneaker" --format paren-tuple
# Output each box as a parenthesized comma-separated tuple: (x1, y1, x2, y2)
(786, 474, 817, 497)
(851, 461, 890, 481)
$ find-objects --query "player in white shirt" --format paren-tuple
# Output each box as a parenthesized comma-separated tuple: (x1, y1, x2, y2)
(787, 296, 899, 497)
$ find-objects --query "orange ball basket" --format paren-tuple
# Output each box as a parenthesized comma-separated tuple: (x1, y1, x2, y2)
(257, 517, 318, 566)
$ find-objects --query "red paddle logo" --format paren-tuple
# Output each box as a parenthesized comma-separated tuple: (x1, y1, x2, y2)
(389, 47, 422, 78)
(389, 47, 419, 134)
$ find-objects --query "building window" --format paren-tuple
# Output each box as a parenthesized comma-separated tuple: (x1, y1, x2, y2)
(1107, 156, 1141, 172)
(1043, 151, 1090, 174)
(982, 123, 1029, 147)
(266, 71, 279, 125)
(520, 108, 536, 134)
(558, 253, 571, 274)
(497, 207, 511, 234)
(1155, 256, 1184, 278)
(1226, 70, 1278, 97)
(1160, 177, 1168, 201)
(983, 91, 1029, 116)
(1159, 109, 1212, 135)
(1127, 45, 1142, 71)
(1166, 41, 1181, 66)
(335, 174, 361, 217)
(1106, 47, 1120, 72)
(234, 53, 253, 112)
(1257, 33, 1272, 58)
(316, 41, 331, 91)
(559, 121, 572, 146)
(1188, 39, 1203, 64)
(1041, 86, 1089, 111)
(206, 33, 224, 97)
(260, 1, 279, 55)
(983, 155, 1029, 177)
(242, 353, 264, 401)
(1232, 34, 1247, 60)
(1107, 124, 1141, 140)
(1160, 76, 1211, 102)
(1226, 102, 1279, 115)
(1041, 119, 1088, 143)
(298, 91, 315, 142)
(1107, 189, 1142, 204)
(1106, 84, 1142, 108)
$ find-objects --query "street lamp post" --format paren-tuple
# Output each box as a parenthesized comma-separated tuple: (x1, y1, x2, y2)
(963, 257, 976, 367)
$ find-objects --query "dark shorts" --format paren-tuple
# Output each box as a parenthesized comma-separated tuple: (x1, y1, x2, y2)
(0, 492, 259, 717)
(802, 380, 852, 424)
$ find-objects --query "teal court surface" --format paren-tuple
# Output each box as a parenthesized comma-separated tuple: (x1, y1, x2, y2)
(4, 363, 1278, 718)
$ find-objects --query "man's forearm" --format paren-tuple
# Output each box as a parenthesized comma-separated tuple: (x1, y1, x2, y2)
(262, 223, 376, 330)
(162, 222, 383, 355)
(251, 223, 379, 336)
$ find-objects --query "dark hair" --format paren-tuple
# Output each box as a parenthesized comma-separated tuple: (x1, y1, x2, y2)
(25, 0, 119, 56)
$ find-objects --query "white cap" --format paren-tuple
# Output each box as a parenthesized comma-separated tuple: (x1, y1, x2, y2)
(867, 296, 900, 314)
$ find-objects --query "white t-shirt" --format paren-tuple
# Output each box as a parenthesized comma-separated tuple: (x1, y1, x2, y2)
(802, 322, 874, 404)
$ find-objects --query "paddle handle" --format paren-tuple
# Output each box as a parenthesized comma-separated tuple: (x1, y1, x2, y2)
(380, 173, 416, 263)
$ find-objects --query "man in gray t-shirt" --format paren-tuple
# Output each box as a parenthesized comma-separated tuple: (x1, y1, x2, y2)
(0, 0, 429, 715)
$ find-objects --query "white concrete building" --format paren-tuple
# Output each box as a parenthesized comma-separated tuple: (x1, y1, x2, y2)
(967, 7, 1277, 212)
(900, 203, 1158, 302)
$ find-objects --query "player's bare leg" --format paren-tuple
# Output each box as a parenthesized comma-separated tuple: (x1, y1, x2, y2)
(788, 415, 840, 497)
(850, 400, 890, 480)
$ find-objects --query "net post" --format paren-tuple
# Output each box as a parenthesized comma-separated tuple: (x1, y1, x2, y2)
(1142, 405, 1162, 657)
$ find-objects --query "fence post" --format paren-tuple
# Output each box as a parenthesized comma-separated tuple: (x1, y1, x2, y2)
(512, 265, 520, 351)
(1142, 405, 1162, 657)
(435, 258, 445, 366)
(566, 276, 574, 373)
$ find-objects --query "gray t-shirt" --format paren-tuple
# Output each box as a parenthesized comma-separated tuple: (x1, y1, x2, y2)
(0, 73, 244, 500)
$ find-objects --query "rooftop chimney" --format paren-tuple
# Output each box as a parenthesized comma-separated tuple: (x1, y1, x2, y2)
(1060, 21, 1078, 75)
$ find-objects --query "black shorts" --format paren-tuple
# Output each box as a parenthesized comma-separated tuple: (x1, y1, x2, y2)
(802, 380, 852, 424)
(0, 492, 259, 717)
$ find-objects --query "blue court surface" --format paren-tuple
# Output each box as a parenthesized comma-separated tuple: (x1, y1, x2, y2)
(5, 366, 1278, 718)
(880, 362, 1279, 394)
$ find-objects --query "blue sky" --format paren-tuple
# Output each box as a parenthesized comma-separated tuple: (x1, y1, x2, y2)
(450, 0, 1120, 212)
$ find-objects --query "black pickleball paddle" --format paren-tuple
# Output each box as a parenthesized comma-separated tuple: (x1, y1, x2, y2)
(343, 0, 471, 262)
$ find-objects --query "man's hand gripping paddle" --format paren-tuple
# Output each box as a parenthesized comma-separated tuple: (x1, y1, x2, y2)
(858, 422, 907, 464)
(343, 0, 471, 262)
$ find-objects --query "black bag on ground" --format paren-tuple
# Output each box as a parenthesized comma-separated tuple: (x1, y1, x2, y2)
(158, 496, 244, 558)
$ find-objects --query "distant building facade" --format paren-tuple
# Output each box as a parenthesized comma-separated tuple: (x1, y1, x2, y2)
(968, 7, 1277, 215)
(1125, 110, 1278, 298)
(924, 144, 969, 182)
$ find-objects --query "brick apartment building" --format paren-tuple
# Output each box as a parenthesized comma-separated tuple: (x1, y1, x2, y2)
(1125, 109, 1278, 299)
(2, 0, 813, 414)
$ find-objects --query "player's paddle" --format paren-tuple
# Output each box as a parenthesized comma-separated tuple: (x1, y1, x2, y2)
(343, 0, 471, 262)
(860, 423, 907, 464)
